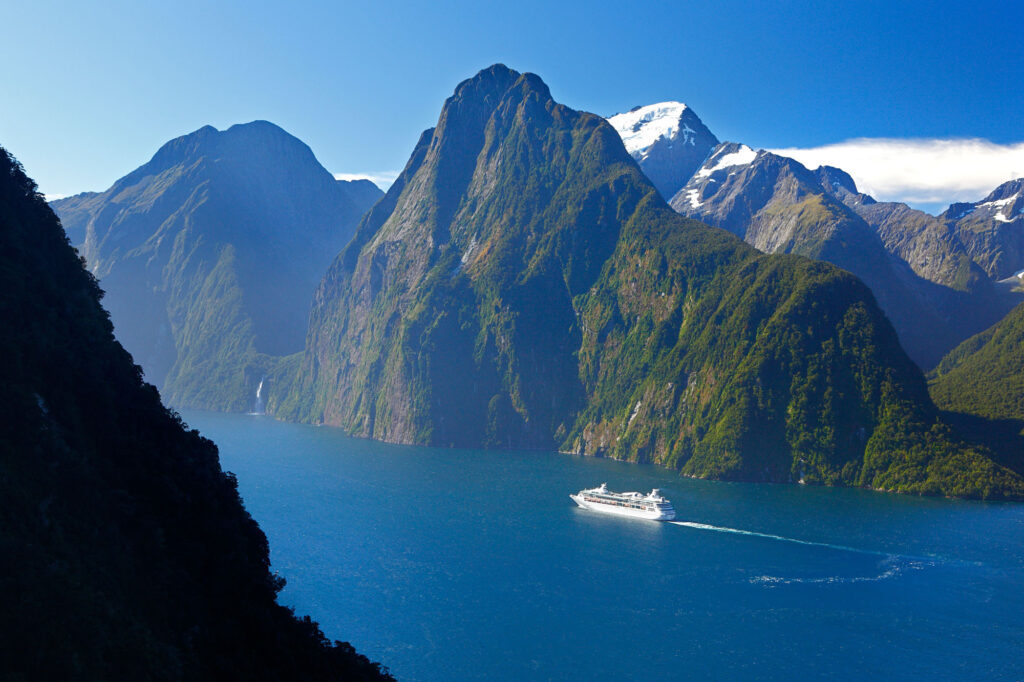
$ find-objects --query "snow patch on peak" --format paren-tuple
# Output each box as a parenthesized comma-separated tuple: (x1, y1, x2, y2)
(979, 193, 1021, 223)
(461, 235, 478, 265)
(697, 145, 757, 178)
(608, 102, 690, 159)
(685, 188, 703, 209)
(979, 194, 1019, 209)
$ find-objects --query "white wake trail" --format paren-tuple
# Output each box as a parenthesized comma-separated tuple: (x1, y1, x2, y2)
(670, 521, 892, 557)
(670, 520, 945, 586)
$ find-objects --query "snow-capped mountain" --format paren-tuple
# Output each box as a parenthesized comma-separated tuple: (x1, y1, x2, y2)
(943, 179, 1024, 280)
(675, 142, 760, 211)
(668, 141, 777, 236)
(606, 102, 717, 200)
(667, 142, 1018, 368)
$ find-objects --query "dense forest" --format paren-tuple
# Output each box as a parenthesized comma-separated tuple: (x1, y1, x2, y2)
(927, 301, 1024, 472)
(930, 301, 1024, 424)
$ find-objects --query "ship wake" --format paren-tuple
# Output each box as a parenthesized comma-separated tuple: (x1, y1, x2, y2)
(670, 521, 890, 556)
(670, 521, 944, 586)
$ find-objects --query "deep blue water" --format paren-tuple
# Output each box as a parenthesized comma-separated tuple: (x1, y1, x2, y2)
(183, 411, 1024, 681)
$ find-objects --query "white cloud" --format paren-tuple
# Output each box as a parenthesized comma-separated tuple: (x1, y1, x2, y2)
(333, 171, 401, 191)
(768, 138, 1024, 209)
(44, 193, 67, 202)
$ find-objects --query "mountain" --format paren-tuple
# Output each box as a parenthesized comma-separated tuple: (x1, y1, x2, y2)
(671, 143, 863, 256)
(271, 64, 1022, 499)
(607, 102, 717, 200)
(942, 179, 1024, 280)
(666, 143, 1011, 368)
(929, 301, 1024, 424)
(927, 301, 1024, 472)
(50, 121, 382, 411)
(817, 165, 989, 293)
(0, 147, 391, 680)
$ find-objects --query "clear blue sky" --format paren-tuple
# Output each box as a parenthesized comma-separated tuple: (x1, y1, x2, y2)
(2, 0, 1022, 204)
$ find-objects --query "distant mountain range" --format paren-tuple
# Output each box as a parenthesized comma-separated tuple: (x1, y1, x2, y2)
(51, 121, 382, 411)
(44, 67, 1024, 499)
(267, 64, 1022, 499)
(609, 102, 1023, 369)
(941, 179, 1024, 280)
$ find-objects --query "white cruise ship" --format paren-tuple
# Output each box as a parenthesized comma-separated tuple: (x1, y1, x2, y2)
(570, 483, 676, 521)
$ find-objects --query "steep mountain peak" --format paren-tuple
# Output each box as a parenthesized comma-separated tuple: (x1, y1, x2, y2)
(978, 184, 1024, 224)
(49, 121, 382, 408)
(942, 177, 1024, 279)
(285, 66, 1024, 499)
(129, 120, 325, 193)
(944, 202, 977, 221)
(430, 64, 560, 166)
(607, 101, 690, 158)
(671, 143, 829, 233)
(448, 64, 529, 106)
(982, 177, 1024, 203)
(943, 178, 1024, 222)
(226, 118, 283, 134)
(445, 64, 558, 119)
(814, 164, 876, 208)
(815, 165, 859, 194)
(694, 141, 759, 179)
(376, 64, 580, 255)
(607, 101, 719, 200)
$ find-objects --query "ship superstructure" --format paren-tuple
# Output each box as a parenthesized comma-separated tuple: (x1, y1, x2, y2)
(570, 483, 676, 521)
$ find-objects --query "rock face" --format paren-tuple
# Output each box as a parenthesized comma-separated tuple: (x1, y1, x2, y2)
(672, 144, 857, 256)
(50, 121, 382, 411)
(0, 147, 392, 681)
(667, 145, 1017, 368)
(607, 102, 718, 201)
(814, 164, 992, 293)
(274, 64, 1023, 499)
(609, 103, 1024, 371)
(942, 179, 1024, 280)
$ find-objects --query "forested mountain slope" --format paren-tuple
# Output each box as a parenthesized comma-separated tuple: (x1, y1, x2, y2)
(0, 147, 391, 680)
(51, 121, 382, 411)
(273, 65, 1023, 499)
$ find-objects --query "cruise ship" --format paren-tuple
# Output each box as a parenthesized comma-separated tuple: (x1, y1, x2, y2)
(570, 483, 676, 521)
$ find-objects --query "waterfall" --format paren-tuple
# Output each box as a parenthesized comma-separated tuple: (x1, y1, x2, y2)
(253, 376, 266, 415)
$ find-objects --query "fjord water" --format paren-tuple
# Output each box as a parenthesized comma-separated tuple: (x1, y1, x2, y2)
(183, 411, 1024, 681)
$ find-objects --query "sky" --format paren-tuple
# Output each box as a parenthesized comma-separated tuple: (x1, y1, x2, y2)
(2, 0, 1022, 214)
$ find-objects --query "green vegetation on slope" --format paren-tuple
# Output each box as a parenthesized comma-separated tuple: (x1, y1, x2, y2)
(929, 302, 1024, 425)
(670, 152, 1014, 370)
(278, 65, 1023, 500)
(50, 121, 382, 412)
(0, 148, 391, 680)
